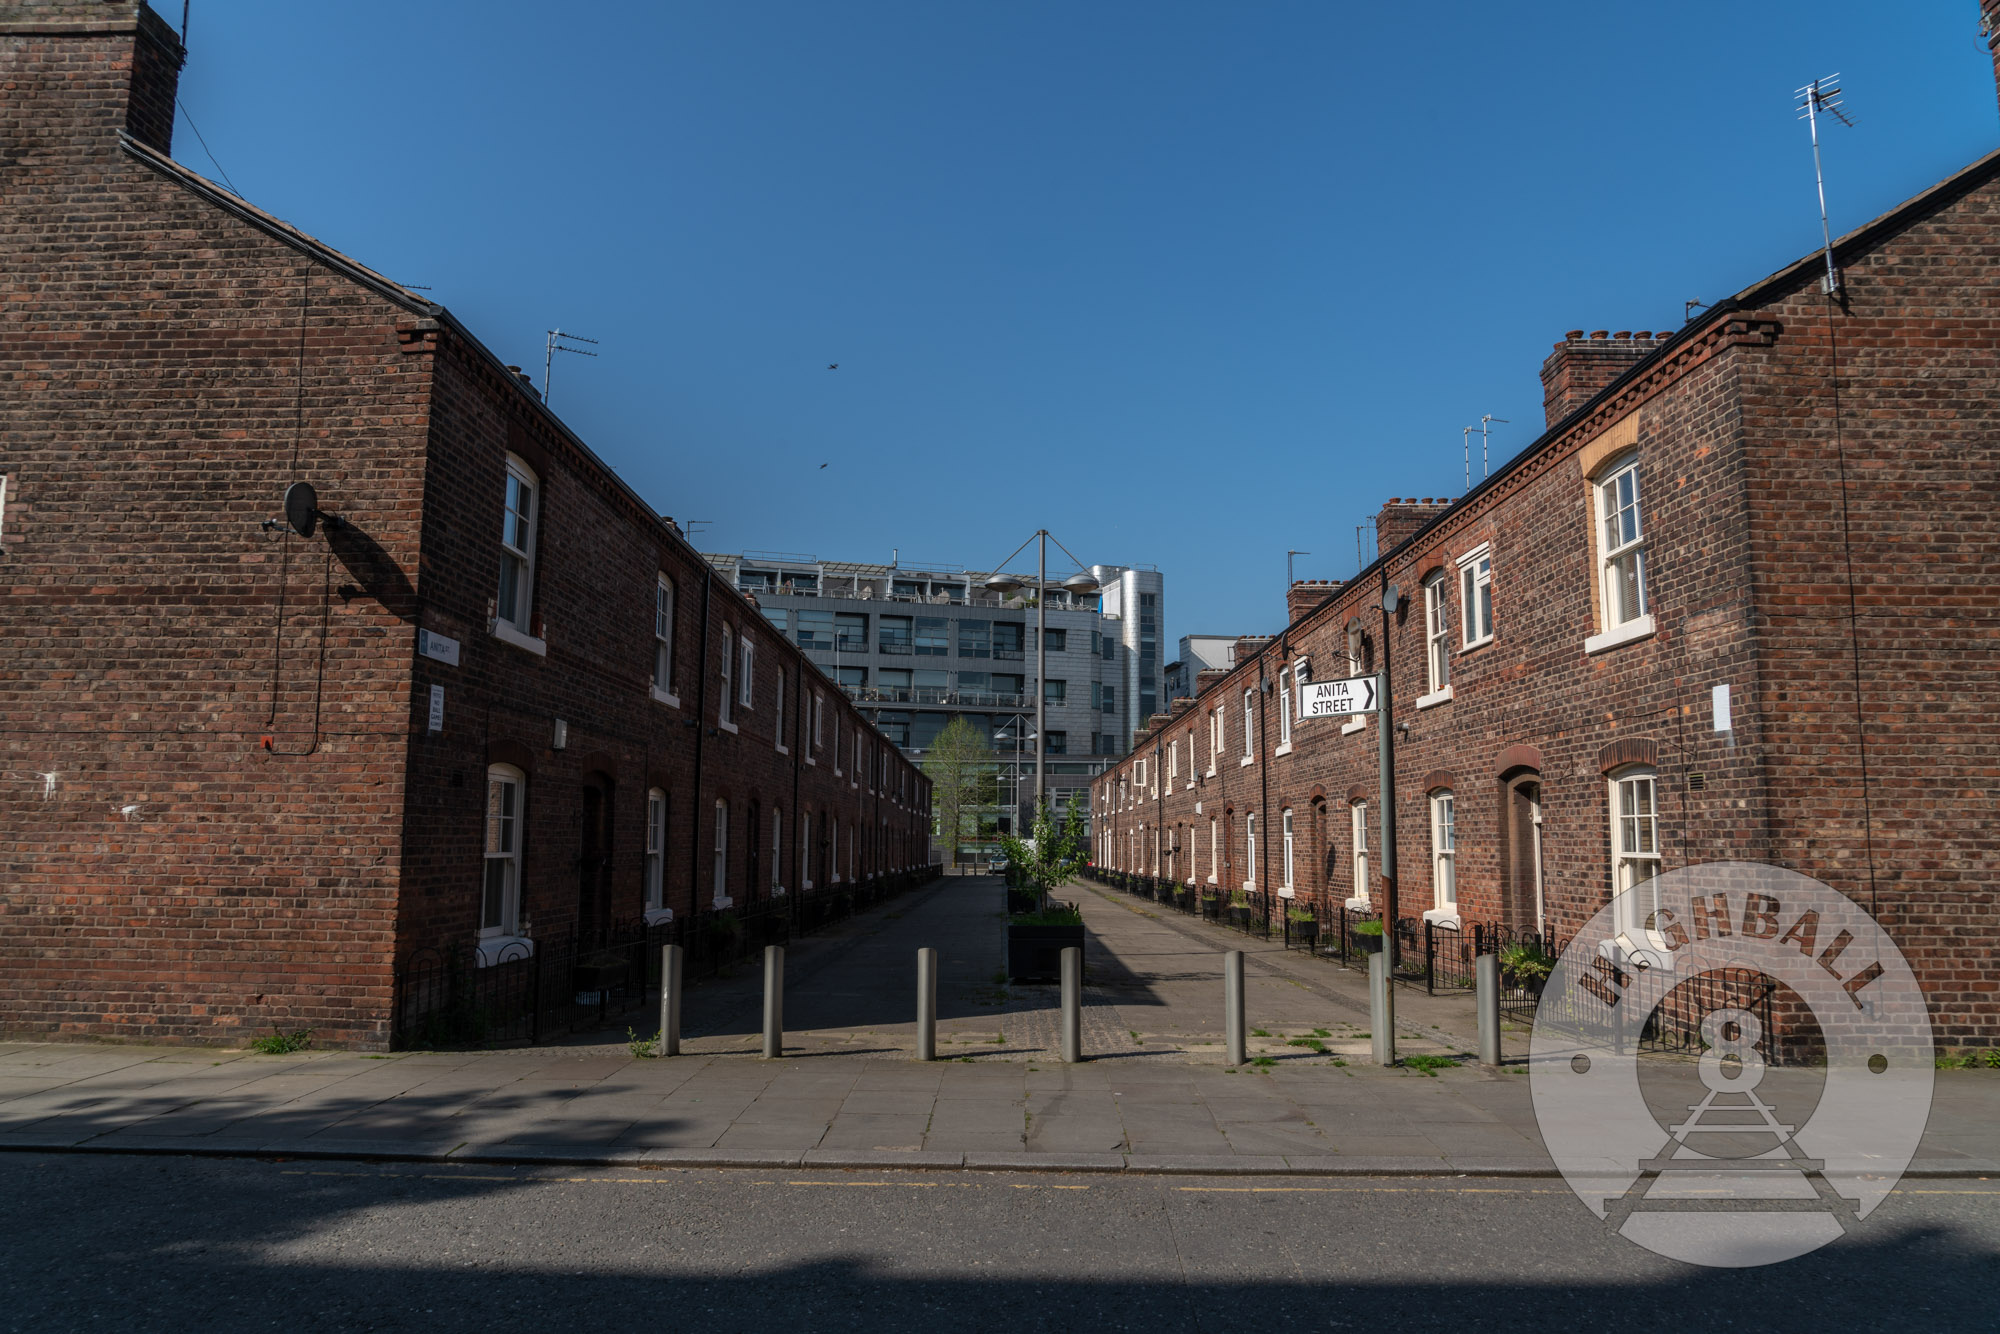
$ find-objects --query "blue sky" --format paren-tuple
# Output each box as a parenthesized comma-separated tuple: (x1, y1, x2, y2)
(174, 1, 1998, 651)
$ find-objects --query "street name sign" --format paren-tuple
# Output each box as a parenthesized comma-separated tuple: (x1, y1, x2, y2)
(1300, 674, 1378, 719)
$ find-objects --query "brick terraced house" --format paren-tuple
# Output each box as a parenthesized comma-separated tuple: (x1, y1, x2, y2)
(1092, 29, 2000, 1055)
(1, 1, 934, 1050)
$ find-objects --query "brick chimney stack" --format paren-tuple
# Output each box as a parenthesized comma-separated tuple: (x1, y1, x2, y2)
(1375, 498, 1450, 557)
(1, 0, 186, 159)
(1287, 579, 1341, 624)
(1540, 329, 1666, 428)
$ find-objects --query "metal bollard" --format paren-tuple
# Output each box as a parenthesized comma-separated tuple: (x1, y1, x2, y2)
(763, 945, 785, 1059)
(1370, 951, 1396, 1067)
(916, 947, 938, 1062)
(1476, 953, 1501, 1067)
(1224, 950, 1246, 1066)
(1060, 946, 1082, 1064)
(660, 943, 683, 1057)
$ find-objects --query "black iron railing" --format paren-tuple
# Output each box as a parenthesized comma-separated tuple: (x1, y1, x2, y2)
(392, 864, 944, 1049)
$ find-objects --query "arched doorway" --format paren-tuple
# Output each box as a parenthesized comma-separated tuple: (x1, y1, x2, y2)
(1497, 767, 1544, 934)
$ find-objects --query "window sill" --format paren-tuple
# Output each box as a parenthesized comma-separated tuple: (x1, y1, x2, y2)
(1239, 755, 1255, 768)
(1585, 614, 1656, 656)
(1207, 875, 1219, 886)
(1341, 716, 1366, 735)
(1602, 932, 1673, 971)
(804, 756, 816, 767)
(1276, 885, 1295, 899)
(711, 895, 734, 910)
(1422, 908, 1460, 929)
(492, 622, 546, 657)
(1343, 895, 1371, 912)
(642, 907, 675, 926)
(651, 685, 680, 708)
(474, 935, 535, 968)
(1415, 685, 1454, 711)
(718, 719, 738, 735)
(1205, 768, 1217, 780)
(775, 743, 788, 756)
(1460, 635, 1494, 655)
(1273, 742, 1293, 758)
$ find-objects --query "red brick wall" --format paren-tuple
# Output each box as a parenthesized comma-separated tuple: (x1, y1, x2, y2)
(0, 5, 933, 1049)
(1095, 169, 2000, 1051)
(1, 9, 427, 1045)
(1540, 330, 1665, 428)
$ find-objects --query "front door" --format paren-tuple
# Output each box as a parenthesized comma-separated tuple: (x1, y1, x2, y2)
(579, 782, 611, 945)
(1500, 773, 1542, 933)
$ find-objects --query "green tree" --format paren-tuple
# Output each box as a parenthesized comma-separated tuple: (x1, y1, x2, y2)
(922, 716, 997, 870)
(998, 793, 1089, 905)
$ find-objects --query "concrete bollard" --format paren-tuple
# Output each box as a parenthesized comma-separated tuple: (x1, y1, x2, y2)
(763, 944, 785, 1059)
(660, 943, 683, 1057)
(1370, 950, 1396, 1067)
(1060, 946, 1082, 1064)
(1224, 950, 1246, 1067)
(916, 947, 938, 1062)
(1477, 953, 1501, 1067)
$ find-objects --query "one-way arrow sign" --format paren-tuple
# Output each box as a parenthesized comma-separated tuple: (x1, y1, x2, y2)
(1299, 674, 1378, 719)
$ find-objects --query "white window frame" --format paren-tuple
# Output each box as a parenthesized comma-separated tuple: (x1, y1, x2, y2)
(801, 810, 815, 890)
(1240, 690, 1255, 764)
(1187, 730, 1197, 788)
(1419, 574, 1452, 708)
(811, 693, 824, 757)
(1244, 811, 1257, 892)
(739, 636, 756, 711)
(1342, 628, 1368, 735)
(1588, 456, 1656, 653)
(1276, 668, 1293, 753)
(643, 788, 672, 923)
(1347, 800, 1370, 910)
(1207, 816, 1219, 886)
(652, 574, 679, 705)
(718, 626, 737, 730)
(771, 805, 785, 895)
(774, 670, 788, 753)
(479, 764, 528, 962)
(712, 799, 732, 907)
(1458, 544, 1494, 649)
(1281, 807, 1295, 898)
(1170, 740, 1179, 781)
(1426, 791, 1457, 925)
(1611, 768, 1663, 941)
(493, 456, 545, 654)
(1207, 711, 1220, 776)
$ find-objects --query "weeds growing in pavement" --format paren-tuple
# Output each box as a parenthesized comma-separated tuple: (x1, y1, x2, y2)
(627, 1027, 660, 1059)
(1251, 1028, 1271, 1037)
(1287, 1037, 1327, 1054)
(251, 1028, 312, 1055)
(1402, 1054, 1459, 1076)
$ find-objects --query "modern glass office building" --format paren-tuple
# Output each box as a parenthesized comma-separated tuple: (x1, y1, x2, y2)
(703, 551, 1163, 845)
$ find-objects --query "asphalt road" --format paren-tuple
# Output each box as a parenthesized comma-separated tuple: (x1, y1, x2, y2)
(2, 1154, 1996, 1332)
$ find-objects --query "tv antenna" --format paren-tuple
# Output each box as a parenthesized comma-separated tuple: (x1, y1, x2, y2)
(1797, 74, 1854, 296)
(543, 328, 599, 406)
(1463, 414, 1509, 491)
(1287, 549, 1311, 588)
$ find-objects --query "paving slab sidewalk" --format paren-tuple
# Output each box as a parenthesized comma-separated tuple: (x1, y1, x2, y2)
(2, 874, 1992, 1176)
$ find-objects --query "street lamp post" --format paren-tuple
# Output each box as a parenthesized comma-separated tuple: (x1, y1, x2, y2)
(982, 529, 1099, 821)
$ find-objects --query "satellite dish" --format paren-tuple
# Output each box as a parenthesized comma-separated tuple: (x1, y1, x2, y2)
(1381, 582, 1400, 614)
(284, 482, 321, 538)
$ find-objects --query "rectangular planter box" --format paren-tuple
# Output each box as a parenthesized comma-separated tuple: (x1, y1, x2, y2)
(1005, 889, 1041, 915)
(1007, 923, 1085, 982)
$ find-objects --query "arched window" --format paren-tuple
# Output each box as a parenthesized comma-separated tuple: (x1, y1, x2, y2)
(1348, 800, 1370, 910)
(1611, 766, 1662, 937)
(653, 575, 676, 698)
(771, 806, 785, 895)
(712, 799, 730, 907)
(481, 764, 527, 952)
(496, 457, 538, 635)
(643, 787, 669, 921)
(1427, 789, 1457, 925)
(1281, 807, 1295, 897)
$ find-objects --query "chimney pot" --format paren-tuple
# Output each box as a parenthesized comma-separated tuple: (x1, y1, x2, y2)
(1565, 329, 1585, 341)
(1636, 330, 1654, 339)
(1589, 330, 1610, 340)
(1613, 330, 1632, 340)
